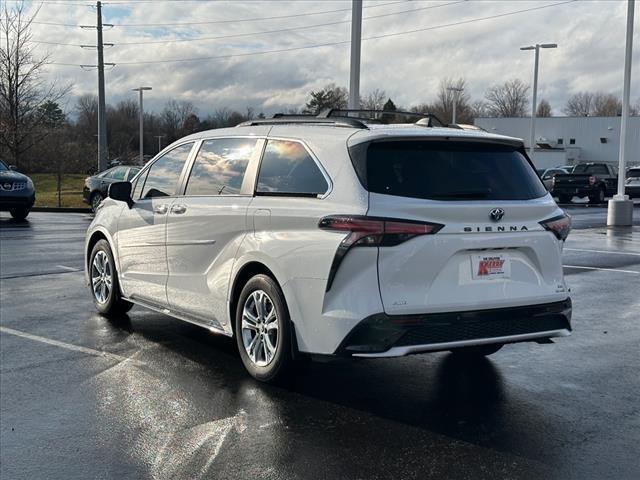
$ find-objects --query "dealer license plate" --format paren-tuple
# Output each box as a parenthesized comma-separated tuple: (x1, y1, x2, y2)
(471, 253, 511, 280)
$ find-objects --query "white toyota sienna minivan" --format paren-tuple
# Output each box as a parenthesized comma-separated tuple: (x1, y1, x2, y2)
(85, 111, 572, 382)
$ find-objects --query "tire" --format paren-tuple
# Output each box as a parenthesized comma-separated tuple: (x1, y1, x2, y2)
(589, 187, 605, 204)
(557, 195, 572, 204)
(450, 343, 503, 357)
(89, 239, 133, 316)
(9, 207, 29, 220)
(90, 192, 103, 212)
(235, 274, 292, 383)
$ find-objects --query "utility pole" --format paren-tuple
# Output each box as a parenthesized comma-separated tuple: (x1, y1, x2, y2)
(608, 0, 635, 226)
(520, 43, 557, 158)
(447, 87, 464, 124)
(155, 135, 165, 154)
(348, 0, 362, 110)
(133, 87, 152, 165)
(96, 1, 108, 172)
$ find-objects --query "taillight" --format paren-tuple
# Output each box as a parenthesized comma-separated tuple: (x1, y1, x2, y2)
(320, 215, 444, 290)
(540, 214, 571, 241)
(588, 175, 596, 185)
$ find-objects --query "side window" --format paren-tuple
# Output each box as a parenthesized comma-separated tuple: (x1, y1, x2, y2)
(256, 140, 329, 196)
(140, 143, 193, 199)
(126, 168, 140, 181)
(107, 167, 128, 181)
(185, 138, 257, 196)
(132, 171, 147, 200)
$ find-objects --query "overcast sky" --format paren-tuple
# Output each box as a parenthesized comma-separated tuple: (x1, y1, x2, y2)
(24, 0, 640, 117)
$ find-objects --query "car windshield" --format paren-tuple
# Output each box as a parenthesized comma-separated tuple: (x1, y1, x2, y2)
(350, 140, 547, 201)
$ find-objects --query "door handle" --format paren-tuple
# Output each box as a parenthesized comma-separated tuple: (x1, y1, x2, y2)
(170, 204, 187, 215)
(153, 204, 168, 215)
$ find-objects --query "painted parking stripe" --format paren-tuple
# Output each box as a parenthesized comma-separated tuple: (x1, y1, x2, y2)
(0, 326, 143, 365)
(563, 265, 640, 274)
(564, 248, 640, 256)
(56, 265, 81, 271)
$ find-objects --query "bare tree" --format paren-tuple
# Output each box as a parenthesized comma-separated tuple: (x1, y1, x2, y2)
(564, 92, 593, 116)
(0, 1, 69, 168)
(592, 93, 621, 116)
(536, 99, 552, 117)
(303, 83, 348, 113)
(484, 79, 530, 117)
(470, 100, 488, 119)
(434, 78, 472, 123)
(161, 100, 196, 141)
(361, 89, 387, 110)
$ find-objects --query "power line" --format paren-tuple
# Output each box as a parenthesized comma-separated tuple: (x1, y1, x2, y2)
(28, 0, 462, 47)
(110, 1, 466, 46)
(30, 0, 406, 28)
(46, 0, 576, 67)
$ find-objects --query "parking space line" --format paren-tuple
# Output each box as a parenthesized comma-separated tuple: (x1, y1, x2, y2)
(56, 265, 81, 271)
(563, 265, 640, 274)
(564, 248, 640, 256)
(0, 326, 143, 365)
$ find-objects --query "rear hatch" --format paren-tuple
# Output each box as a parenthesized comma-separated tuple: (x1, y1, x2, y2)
(349, 138, 568, 315)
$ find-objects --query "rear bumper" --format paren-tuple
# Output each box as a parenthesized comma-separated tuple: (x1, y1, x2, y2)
(335, 298, 572, 357)
(625, 185, 640, 197)
(552, 186, 596, 198)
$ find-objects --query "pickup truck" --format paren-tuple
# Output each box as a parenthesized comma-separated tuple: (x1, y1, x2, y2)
(551, 162, 618, 204)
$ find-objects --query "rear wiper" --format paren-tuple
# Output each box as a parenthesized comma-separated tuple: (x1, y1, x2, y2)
(429, 190, 491, 199)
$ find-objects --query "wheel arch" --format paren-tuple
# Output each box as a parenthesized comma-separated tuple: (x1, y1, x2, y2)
(229, 261, 280, 337)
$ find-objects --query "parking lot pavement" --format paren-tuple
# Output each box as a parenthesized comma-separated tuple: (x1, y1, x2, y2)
(1, 210, 639, 480)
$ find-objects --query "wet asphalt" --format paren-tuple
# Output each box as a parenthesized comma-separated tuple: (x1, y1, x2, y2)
(0, 207, 639, 480)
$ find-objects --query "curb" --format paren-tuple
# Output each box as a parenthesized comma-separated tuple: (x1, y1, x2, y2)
(32, 207, 92, 213)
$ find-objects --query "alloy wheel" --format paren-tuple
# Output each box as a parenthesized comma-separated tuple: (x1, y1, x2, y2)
(91, 250, 112, 304)
(241, 290, 279, 367)
(91, 194, 102, 212)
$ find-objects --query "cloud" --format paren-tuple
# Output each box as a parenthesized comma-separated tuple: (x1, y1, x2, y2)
(27, 0, 640, 116)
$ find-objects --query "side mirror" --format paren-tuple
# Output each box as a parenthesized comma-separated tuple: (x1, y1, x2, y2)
(108, 181, 133, 208)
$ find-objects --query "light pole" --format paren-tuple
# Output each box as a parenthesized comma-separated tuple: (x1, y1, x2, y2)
(447, 86, 464, 124)
(154, 135, 165, 154)
(520, 43, 557, 158)
(348, 0, 362, 110)
(132, 87, 152, 165)
(608, 0, 635, 226)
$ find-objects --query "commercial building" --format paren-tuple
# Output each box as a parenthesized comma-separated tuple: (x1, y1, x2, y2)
(474, 116, 640, 169)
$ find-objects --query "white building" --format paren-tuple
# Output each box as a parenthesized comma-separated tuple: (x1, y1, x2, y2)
(474, 116, 640, 170)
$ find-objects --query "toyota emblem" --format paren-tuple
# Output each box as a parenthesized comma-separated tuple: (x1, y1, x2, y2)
(489, 208, 505, 221)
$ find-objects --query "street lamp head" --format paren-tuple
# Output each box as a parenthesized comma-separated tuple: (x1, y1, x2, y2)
(520, 46, 535, 51)
(132, 86, 152, 91)
(540, 43, 558, 49)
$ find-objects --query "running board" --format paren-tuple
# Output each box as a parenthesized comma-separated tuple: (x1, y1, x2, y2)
(123, 296, 231, 337)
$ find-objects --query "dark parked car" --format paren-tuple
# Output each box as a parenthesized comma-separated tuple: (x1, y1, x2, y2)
(551, 162, 618, 204)
(536, 167, 569, 191)
(0, 159, 35, 220)
(83, 166, 140, 212)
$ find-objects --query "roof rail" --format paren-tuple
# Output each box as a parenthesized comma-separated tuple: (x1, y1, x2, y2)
(319, 109, 445, 127)
(236, 115, 368, 129)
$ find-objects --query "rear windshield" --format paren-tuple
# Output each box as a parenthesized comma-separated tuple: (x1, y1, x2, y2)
(573, 164, 609, 175)
(349, 140, 547, 201)
(628, 169, 640, 178)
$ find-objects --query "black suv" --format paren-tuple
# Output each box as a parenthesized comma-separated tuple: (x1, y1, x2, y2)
(0, 159, 35, 220)
(83, 166, 140, 212)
